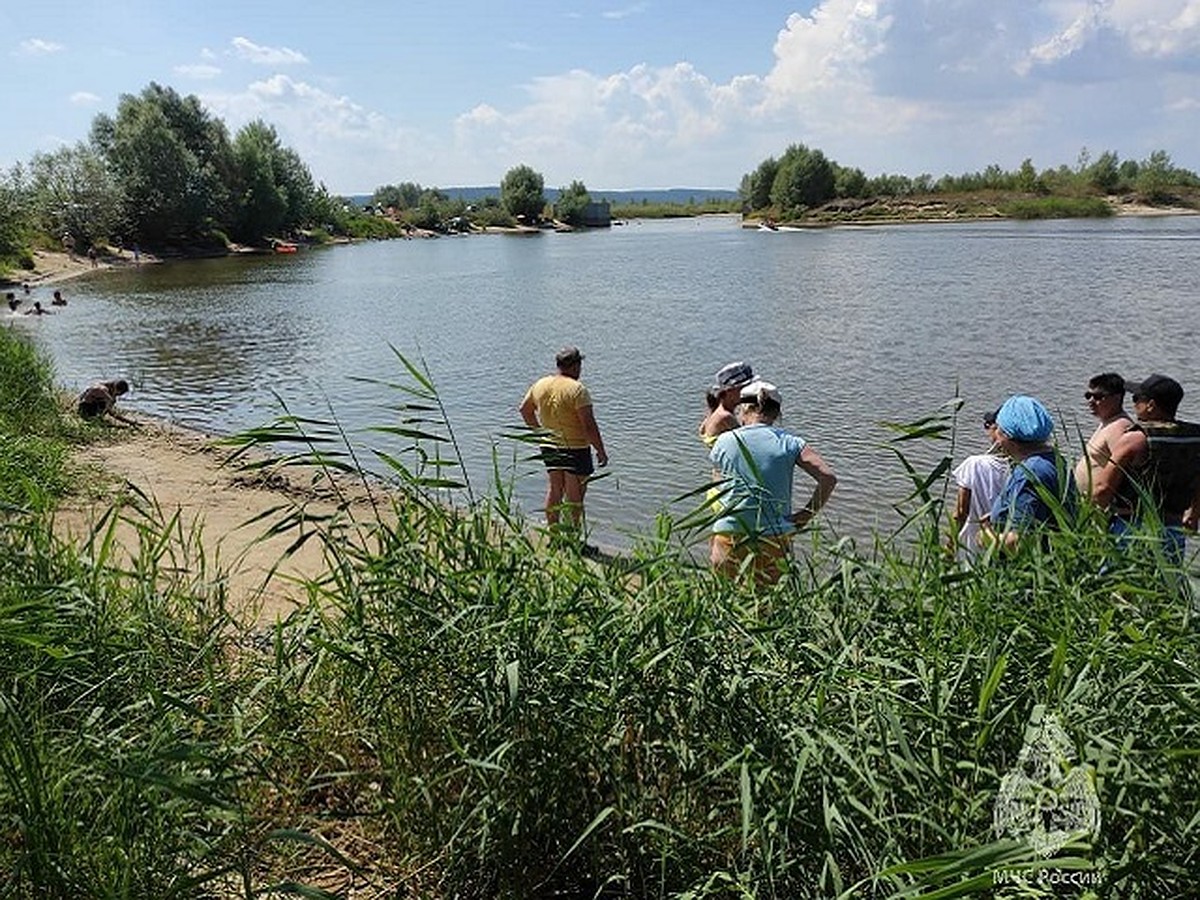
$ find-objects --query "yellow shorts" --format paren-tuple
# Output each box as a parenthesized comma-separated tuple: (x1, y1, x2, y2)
(710, 532, 793, 583)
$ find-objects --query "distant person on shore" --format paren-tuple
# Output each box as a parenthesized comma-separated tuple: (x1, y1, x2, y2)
(981, 395, 1075, 553)
(23, 301, 52, 316)
(133, 244, 141, 266)
(51, 289, 66, 306)
(1090, 374, 1200, 563)
(77, 379, 137, 425)
(87, 246, 98, 268)
(519, 346, 609, 550)
(709, 379, 837, 584)
(1073, 372, 1133, 497)
(949, 408, 1010, 561)
(699, 361, 754, 445)
(62, 232, 76, 258)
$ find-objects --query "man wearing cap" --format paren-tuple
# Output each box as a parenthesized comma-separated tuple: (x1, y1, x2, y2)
(982, 395, 1075, 553)
(1091, 374, 1200, 562)
(1073, 372, 1134, 497)
(709, 379, 837, 583)
(699, 361, 755, 445)
(519, 346, 609, 538)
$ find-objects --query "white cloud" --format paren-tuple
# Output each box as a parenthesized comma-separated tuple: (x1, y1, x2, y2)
(602, 4, 646, 20)
(70, 92, 100, 105)
(201, 74, 432, 192)
(757, 0, 935, 141)
(1110, 0, 1200, 57)
(1022, 3, 1104, 72)
(231, 36, 308, 66)
(449, 63, 767, 187)
(18, 38, 63, 55)
(1018, 0, 1200, 72)
(196, 2, 1200, 190)
(175, 63, 222, 80)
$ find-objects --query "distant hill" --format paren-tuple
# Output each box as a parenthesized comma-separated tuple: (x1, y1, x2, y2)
(345, 187, 739, 206)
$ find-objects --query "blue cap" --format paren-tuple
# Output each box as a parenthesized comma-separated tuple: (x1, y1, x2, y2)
(995, 395, 1054, 443)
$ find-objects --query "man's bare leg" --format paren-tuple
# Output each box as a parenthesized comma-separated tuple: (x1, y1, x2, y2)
(545, 470, 567, 527)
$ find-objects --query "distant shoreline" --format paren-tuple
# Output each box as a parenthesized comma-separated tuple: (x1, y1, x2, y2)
(6, 202, 1197, 289)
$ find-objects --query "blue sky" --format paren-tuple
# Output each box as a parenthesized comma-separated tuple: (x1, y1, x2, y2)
(4, 1, 1199, 194)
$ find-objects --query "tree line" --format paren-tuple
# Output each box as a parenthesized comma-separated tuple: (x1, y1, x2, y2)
(0, 75, 610, 277)
(368, 168, 599, 229)
(740, 144, 1200, 220)
(0, 83, 355, 270)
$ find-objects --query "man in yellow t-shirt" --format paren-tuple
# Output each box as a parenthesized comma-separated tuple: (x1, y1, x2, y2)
(519, 346, 609, 537)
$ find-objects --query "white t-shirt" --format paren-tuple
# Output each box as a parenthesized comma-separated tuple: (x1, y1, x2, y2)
(952, 452, 1010, 557)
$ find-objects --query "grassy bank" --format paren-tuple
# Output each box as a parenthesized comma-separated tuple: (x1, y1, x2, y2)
(2, 337, 1197, 897)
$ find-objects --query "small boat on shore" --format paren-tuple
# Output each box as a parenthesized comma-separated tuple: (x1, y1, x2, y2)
(274, 242, 297, 254)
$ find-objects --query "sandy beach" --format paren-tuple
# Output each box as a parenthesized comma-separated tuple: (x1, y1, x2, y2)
(8, 251, 328, 626)
(1, 244, 158, 289)
(54, 415, 372, 626)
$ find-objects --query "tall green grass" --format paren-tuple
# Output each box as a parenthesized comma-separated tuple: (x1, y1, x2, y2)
(0, 326, 74, 510)
(1, 346, 1196, 897)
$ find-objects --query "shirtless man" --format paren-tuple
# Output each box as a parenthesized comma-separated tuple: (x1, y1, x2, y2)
(1073, 372, 1133, 497)
(1092, 374, 1200, 563)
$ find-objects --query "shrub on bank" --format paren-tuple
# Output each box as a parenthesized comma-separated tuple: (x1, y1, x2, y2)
(998, 196, 1114, 219)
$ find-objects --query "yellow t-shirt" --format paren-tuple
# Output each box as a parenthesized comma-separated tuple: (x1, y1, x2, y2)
(523, 375, 593, 448)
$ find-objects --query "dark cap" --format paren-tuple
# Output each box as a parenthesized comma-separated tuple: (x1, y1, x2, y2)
(1125, 373, 1183, 406)
(983, 408, 999, 427)
(555, 346, 584, 368)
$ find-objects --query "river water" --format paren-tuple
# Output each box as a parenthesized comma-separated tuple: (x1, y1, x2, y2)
(14, 214, 1200, 548)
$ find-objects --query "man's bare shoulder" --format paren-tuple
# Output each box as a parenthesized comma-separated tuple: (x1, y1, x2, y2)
(1110, 424, 1148, 464)
(1097, 414, 1135, 440)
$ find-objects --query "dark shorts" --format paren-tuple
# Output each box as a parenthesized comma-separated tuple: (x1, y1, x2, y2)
(78, 398, 107, 419)
(540, 446, 594, 477)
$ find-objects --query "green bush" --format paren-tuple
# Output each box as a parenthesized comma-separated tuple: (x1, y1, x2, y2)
(998, 196, 1114, 219)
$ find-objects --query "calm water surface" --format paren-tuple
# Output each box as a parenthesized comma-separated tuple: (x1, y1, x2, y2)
(16, 214, 1200, 548)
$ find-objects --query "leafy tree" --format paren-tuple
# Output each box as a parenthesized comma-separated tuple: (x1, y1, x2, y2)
(373, 182, 422, 210)
(770, 144, 835, 213)
(1016, 158, 1041, 193)
(273, 145, 316, 227)
(833, 164, 867, 199)
(553, 180, 591, 225)
(870, 173, 915, 196)
(230, 121, 288, 242)
(501, 164, 545, 222)
(0, 165, 32, 267)
(1137, 150, 1174, 202)
(29, 143, 124, 247)
(1086, 151, 1121, 193)
(740, 157, 778, 211)
(92, 83, 233, 245)
(228, 120, 318, 242)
